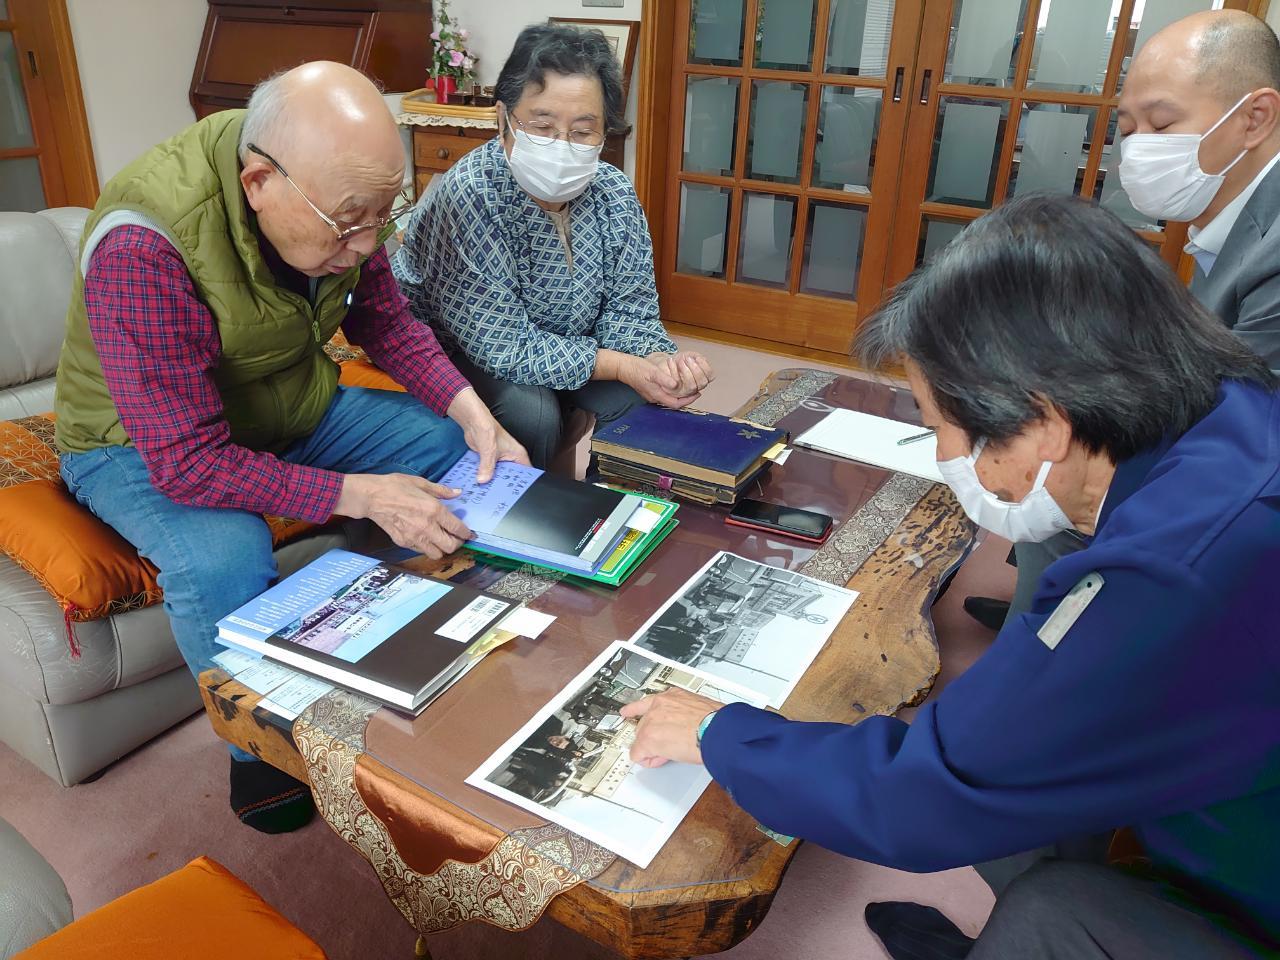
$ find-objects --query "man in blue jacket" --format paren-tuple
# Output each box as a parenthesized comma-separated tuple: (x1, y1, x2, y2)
(622, 196, 1280, 958)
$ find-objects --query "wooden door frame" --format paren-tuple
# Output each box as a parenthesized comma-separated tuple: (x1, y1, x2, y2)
(4, 0, 97, 207)
(634, 0, 1275, 358)
(634, 0, 676, 260)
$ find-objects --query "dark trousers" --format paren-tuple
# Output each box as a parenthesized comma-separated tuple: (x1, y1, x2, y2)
(970, 839, 1273, 958)
(452, 355, 645, 469)
(970, 860, 1271, 959)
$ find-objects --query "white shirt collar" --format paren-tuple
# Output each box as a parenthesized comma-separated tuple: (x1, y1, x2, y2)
(1185, 151, 1280, 262)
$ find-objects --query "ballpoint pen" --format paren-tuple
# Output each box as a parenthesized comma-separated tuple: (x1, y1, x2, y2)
(897, 429, 935, 446)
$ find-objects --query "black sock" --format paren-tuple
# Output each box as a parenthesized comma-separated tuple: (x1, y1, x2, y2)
(229, 757, 315, 834)
(865, 902, 975, 960)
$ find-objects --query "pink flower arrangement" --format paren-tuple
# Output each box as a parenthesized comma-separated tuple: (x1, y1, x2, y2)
(431, 0, 477, 86)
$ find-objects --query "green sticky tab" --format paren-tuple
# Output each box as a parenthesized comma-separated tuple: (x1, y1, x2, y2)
(757, 824, 795, 847)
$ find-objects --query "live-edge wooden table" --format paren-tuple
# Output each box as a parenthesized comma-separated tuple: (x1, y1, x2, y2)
(199, 368, 975, 959)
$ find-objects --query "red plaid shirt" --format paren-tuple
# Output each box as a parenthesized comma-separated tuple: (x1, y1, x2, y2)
(81, 226, 469, 523)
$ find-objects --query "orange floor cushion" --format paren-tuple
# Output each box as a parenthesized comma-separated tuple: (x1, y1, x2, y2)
(14, 855, 327, 960)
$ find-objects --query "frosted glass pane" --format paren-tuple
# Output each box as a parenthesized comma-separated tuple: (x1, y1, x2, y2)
(946, 0, 1028, 86)
(738, 193, 797, 290)
(1028, 0, 1114, 94)
(1, 32, 34, 150)
(683, 77, 740, 176)
(756, 0, 816, 71)
(927, 99, 1008, 207)
(825, 0, 896, 78)
(0, 156, 46, 212)
(918, 218, 967, 265)
(0, 3, 9, 19)
(691, 0, 746, 66)
(801, 202, 866, 300)
(747, 81, 808, 184)
(1010, 106, 1093, 197)
(1096, 126, 1162, 232)
(813, 87, 881, 192)
(676, 183, 731, 278)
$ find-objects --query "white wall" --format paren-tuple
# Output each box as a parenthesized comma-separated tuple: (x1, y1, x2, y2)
(1268, 2, 1280, 34)
(66, 0, 207, 186)
(64, 0, 643, 185)
(456, 0, 645, 175)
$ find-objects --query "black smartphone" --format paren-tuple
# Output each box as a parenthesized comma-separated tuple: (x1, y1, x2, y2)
(725, 499, 834, 543)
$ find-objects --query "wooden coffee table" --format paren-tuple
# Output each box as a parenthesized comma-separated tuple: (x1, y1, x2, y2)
(200, 368, 973, 959)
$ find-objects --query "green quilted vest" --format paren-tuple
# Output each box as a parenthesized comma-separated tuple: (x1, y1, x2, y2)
(55, 110, 363, 454)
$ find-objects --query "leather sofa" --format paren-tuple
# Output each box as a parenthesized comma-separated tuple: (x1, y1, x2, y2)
(0, 209, 357, 787)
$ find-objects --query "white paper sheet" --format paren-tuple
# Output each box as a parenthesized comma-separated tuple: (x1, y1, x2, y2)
(624, 552, 859, 708)
(258, 674, 335, 722)
(229, 658, 298, 697)
(466, 642, 762, 868)
(497, 606, 557, 640)
(794, 408, 943, 482)
(212, 649, 259, 674)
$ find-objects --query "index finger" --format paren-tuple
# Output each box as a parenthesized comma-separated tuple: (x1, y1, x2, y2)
(436, 504, 473, 541)
(619, 695, 657, 720)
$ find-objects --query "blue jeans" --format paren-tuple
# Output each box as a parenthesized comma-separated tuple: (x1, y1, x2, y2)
(60, 387, 468, 760)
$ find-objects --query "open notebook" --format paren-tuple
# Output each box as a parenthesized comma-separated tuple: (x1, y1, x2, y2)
(794, 409, 943, 482)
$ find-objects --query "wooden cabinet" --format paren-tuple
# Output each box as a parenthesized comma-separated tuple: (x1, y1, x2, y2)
(410, 125, 493, 197)
(190, 0, 432, 119)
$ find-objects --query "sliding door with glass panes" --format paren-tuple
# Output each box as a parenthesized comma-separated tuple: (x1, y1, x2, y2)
(658, 0, 1259, 353)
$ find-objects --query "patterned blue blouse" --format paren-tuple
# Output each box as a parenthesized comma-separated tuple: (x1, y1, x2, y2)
(392, 137, 677, 390)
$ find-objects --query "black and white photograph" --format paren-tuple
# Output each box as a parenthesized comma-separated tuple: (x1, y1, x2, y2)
(465, 642, 755, 868)
(627, 552, 859, 707)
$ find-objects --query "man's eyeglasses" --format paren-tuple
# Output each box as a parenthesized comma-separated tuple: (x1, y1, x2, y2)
(507, 114, 605, 154)
(247, 143, 414, 244)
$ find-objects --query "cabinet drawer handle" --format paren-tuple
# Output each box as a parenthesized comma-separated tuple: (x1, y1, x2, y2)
(436, 147, 451, 160)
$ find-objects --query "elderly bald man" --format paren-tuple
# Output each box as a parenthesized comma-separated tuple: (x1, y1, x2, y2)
(54, 63, 528, 833)
(966, 11, 1280, 635)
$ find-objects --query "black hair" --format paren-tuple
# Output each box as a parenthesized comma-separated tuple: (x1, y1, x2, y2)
(856, 194, 1275, 461)
(495, 23, 630, 136)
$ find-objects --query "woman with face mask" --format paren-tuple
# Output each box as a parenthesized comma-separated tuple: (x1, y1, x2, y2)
(392, 24, 714, 471)
(619, 196, 1280, 960)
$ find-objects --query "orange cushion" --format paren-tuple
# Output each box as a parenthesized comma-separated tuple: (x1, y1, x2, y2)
(0, 414, 320, 622)
(338, 358, 406, 393)
(14, 855, 327, 960)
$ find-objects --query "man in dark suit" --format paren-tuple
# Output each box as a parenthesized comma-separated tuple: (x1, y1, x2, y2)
(965, 8, 1280, 632)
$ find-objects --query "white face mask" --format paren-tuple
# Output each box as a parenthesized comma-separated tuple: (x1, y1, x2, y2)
(1118, 93, 1252, 222)
(505, 123, 601, 204)
(937, 439, 1074, 543)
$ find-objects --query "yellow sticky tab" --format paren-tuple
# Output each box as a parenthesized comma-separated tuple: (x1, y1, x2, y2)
(1036, 572, 1105, 650)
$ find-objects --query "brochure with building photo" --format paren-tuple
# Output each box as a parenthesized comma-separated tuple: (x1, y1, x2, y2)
(466, 642, 763, 869)
(216, 549, 512, 713)
(626, 552, 860, 708)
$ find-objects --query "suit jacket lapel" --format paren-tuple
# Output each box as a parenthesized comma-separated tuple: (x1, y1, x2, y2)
(1193, 161, 1280, 318)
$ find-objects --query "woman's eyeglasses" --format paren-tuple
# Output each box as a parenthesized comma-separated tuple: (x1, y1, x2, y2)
(247, 143, 414, 243)
(506, 114, 605, 154)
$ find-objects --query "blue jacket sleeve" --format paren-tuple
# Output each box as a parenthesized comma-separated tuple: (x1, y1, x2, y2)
(701, 547, 1279, 872)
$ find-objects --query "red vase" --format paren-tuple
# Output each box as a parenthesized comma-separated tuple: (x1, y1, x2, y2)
(433, 75, 457, 104)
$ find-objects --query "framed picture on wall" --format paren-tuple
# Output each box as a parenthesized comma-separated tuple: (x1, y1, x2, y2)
(549, 17, 640, 94)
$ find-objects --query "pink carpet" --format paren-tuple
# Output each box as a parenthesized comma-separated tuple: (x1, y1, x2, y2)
(0, 339, 1015, 959)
